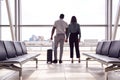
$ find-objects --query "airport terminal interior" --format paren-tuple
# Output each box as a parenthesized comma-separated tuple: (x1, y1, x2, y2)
(1, 0, 120, 80)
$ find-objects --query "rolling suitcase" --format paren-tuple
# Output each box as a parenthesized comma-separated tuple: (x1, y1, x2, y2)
(47, 40, 54, 64)
(47, 49, 53, 64)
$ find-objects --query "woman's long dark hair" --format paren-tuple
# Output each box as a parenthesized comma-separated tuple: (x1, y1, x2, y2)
(70, 16, 77, 24)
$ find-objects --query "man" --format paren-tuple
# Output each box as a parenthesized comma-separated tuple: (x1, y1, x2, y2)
(50, 14, 68, 64)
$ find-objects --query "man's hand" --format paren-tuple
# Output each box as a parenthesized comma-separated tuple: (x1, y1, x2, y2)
(50, 37, 53, 40)
(65, 39, 68, 42)
(50, 27, 56, 40)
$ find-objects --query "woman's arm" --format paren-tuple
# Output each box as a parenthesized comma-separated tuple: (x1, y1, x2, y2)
(78, 24, 81, 42)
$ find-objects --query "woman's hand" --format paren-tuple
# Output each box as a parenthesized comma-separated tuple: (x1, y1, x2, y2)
(78, 39, 80, 43)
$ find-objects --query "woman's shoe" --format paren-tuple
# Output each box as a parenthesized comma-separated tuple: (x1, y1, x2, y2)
(59, 60, 62, 64)
(78, 58, 81, 63)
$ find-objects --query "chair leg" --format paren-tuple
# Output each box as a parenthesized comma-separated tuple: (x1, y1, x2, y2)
(101, 63, 104, 68)
(105, 72, 108, 80)
(19, 70, 22, 80)
(86, 57, 91, 68)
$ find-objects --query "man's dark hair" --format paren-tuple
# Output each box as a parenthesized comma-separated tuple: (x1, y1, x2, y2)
(60, 14, 64, 19)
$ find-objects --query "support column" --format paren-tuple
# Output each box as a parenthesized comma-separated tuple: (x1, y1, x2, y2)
(0, 0, 2, 40)
(15, 0, 21, 41)
(105, 0, 112, 40)
(15, 0, 18, 41)
(112, 0, 120, 40)
(18, 0, 21, 41)
(105, 0, 108, 40)
(5, 0, 16, 41)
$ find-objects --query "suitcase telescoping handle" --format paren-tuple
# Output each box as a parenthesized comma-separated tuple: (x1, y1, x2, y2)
(48, 40, 54, 50)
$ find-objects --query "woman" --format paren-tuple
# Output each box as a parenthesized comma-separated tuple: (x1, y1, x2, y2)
(65, 16, 81, 63)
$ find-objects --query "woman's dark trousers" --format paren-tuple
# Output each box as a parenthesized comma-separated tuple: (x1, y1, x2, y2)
(69, 33, 80, 58)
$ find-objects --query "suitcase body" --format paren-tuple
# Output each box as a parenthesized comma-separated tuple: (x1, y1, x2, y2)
(47, 49, 53, 64)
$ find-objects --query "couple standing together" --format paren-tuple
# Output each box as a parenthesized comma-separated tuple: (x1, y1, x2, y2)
(50, 14, 81, 64)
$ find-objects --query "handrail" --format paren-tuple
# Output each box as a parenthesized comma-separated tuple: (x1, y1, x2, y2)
(1, 24, 120, 27)
(0, 24, 109, 27)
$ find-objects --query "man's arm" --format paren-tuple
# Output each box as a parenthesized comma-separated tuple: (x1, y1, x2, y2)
(65, 28, 69, 42)
(50, 27, 56, 40)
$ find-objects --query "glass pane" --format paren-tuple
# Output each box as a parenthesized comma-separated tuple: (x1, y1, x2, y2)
(113, 0, 120, 24)
(81, 27, 105, 41)
(21, 26, 105, 41)
(115, 27, 120, 40)
(1, 27, 12, 40)
(1, 0, 15, 25)
(21, 0, 105, 24)
(21, 26, 105, 60)
(21, 27, 52, 41)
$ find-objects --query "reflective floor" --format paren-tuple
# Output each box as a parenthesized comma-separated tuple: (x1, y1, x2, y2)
(0, 61, 120, 80)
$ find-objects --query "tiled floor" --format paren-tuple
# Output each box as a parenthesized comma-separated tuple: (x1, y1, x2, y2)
(0, 61, 120, 80)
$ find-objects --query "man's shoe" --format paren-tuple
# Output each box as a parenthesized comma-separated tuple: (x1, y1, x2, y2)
(71, 60, 73, 63)
(71, 58, 73, 63)
(53, 60, 57, 63)
(59, 60, 62, 64)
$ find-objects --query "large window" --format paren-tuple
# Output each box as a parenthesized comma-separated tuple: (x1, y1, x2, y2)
(21, 0, 105, 25)
(1, 0, 106, 41)
(20, 0, 106, 41)
(1, 0, 107, 60)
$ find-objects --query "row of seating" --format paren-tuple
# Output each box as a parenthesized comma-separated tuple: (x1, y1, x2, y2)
(0, 41, 40, 80)
(83, 40, 120, 80)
